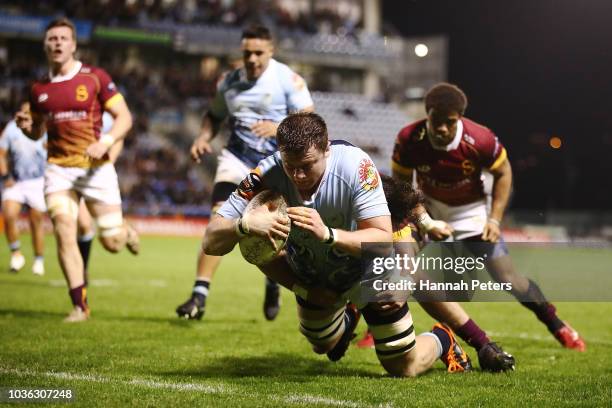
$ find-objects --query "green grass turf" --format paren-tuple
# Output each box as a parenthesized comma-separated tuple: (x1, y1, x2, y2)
(0, 235, 611, 407)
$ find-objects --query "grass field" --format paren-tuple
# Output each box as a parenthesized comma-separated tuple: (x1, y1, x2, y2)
(1, 235, 611, 407)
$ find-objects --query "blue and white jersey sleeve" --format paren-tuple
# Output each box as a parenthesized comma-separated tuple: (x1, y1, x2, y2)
(348, 152, 389, 221)
(277, 63, 313, 113)
(0, 120, 47, 181)
(216, 153, 283, 219)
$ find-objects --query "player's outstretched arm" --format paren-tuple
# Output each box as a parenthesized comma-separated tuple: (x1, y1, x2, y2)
(483, 158, 512, 242)
(203, 208, 290, 256)
(287, 207, 392, 257)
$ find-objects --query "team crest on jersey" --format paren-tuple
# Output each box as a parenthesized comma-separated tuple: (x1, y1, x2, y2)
(38, 93, 48, 103)
(417, 164, 431, 173)
(75, 85, 89, 102)
(108, 82, 116, 92)
(462, 160, 476, 175)
(415, 127, 426, 141)
(358, 158, 379, 191)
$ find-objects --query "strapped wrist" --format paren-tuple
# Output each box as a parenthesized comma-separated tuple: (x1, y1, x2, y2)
(417, 212, 435, 231)
(321, 225, 337, 246)
(488, 218, 501, 227)
(100, 133, 115, 148)
(235, 216, 250, 237)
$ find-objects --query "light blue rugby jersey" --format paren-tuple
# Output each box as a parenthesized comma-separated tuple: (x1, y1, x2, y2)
(209, 59, 313, 168)
(0, 120, 46, 181)
(218, 141, 390, 291)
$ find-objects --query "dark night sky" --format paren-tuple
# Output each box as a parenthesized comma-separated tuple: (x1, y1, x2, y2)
(382, 0, 612, 210)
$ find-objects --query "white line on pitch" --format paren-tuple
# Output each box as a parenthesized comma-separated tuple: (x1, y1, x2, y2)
(0, 367, 382, 407)
(487, 331, 612, 346)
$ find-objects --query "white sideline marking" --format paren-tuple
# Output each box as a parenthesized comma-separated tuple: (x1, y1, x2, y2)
(0, 367, 382, 407)
(488, 331, 612, 346)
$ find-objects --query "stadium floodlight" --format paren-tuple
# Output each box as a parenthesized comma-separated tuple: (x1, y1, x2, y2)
(414, 43, 429, 57)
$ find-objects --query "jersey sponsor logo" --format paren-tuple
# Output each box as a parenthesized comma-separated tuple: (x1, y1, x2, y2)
(52, 110, 87, 122)
(417, 164, 431, 173)
(237, 172, 264, 200)
(81, 67, 91, 73)
(75, 85, 89, 102)
(38, 93, 49, 103)
(358, 158, 380, 191)
(462, 160, 476, 175)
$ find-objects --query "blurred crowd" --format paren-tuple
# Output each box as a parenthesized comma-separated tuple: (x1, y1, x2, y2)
(1, 0, 363, 37)
(0, 47, 228, 216)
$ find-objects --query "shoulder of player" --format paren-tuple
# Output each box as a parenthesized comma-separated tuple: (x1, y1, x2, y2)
(217, 68, 242, 91)
(329, 142, 376, 183)
(396, 119, 427, 145)
(461, 117, 496, 141)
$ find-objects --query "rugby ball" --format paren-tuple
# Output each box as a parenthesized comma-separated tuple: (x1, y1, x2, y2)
(239, 190, 290, 266)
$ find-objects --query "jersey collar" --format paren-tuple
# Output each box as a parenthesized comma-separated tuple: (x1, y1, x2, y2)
(49, 61, 82, 83)
(429, 119, 463, 152)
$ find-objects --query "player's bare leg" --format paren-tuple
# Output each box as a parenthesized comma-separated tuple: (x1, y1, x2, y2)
(2, 199, 25, 272)
(487, 254, 585, 351)
(86, 201, 139, 255)
(28, 207, 45, 275)
(47, 191, 89, 322)
(364, 302, 472, 376)
(77, 200, 95, 283)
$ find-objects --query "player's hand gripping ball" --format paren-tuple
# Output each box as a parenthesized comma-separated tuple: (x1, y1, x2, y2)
(239, 190, 291, 266)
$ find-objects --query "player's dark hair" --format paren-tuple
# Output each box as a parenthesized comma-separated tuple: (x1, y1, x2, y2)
(241, 24, 272, 41)
(277, 112, 328, 155)
(424, 82, 468, 115)
(380, 174, 425, 227)
(45, 17, 77, 40)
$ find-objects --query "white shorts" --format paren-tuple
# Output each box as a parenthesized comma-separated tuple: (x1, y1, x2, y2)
(213, 149, 253, 185)
(44, 162, 122, 205)
(425, 196, 488, 240)
(1, 177, 46, 212)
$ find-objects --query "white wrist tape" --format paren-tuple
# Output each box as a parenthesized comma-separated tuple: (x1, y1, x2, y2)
(100, 133, 115, 148)
(488, 218, 501, 226)
(417, 213, 447, 232)
(235, 215, 250, 237)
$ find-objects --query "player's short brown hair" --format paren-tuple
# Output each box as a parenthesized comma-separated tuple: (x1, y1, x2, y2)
(424, 82, 468, 115)
(45, 17, 77, 40)
(241, 24, 272, 41)
(277, 112, 328, 155)
(380, 174, 424, 227)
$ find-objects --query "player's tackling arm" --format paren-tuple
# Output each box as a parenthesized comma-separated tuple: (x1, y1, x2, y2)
(203, 206, 290, 256)
(287, 207, 392, 257)
(334, 215, 392, 256)
(483, 158, 512, 242)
